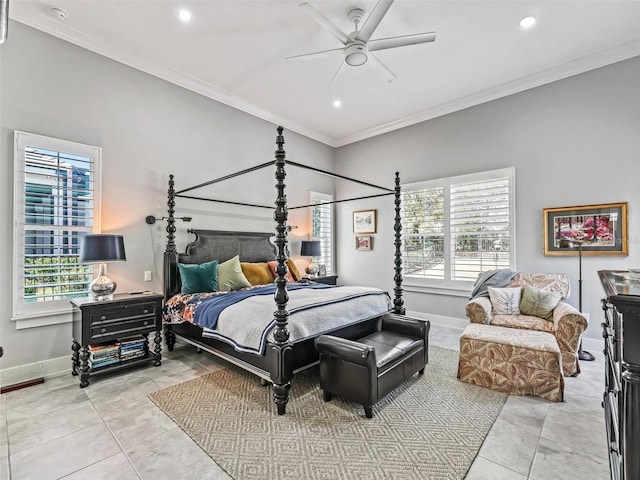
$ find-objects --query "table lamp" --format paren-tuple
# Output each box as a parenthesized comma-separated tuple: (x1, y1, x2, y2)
(300, 240, 321, 277)
(80, 234, 127, 300)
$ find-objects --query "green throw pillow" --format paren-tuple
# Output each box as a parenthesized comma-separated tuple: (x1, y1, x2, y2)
(218, 255, 252, 291)
(178, 260, 218, 294)
(519, 285, 562, 320)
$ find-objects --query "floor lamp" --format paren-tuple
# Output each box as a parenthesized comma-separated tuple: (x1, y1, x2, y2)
(574, 241, 595, 361)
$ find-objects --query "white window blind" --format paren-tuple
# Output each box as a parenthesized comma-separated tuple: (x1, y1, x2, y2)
(401, 168, 514, 285)
(310, 191, 334, 275)
(13, 131, 101, 318)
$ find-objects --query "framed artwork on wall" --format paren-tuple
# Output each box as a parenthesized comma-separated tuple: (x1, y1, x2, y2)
(353, 209, 377, 234)
(355, 235, 372, 251)
(543, 202, 628, 255)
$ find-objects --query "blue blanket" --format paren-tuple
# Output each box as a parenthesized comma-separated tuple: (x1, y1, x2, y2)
(469, 269, 518, 300)
(194, 282, 331, 330)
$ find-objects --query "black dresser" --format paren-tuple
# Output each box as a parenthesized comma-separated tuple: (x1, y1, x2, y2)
(599, 270, 640, 480)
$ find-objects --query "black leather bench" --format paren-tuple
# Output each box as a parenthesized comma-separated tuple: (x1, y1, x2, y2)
(316, 313, 430, 418)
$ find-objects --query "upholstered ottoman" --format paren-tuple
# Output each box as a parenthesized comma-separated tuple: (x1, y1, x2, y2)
(457, 323, 564, 402)
(317, 313, 430, 418)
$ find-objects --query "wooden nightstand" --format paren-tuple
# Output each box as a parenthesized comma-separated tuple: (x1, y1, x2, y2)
(70, 292, 163, 388)
(309, 275, 338, 285)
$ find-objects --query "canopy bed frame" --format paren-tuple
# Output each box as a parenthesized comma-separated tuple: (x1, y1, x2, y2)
(162, 126, 405, 415)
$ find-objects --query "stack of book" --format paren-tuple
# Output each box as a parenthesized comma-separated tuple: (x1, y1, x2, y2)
(119, 337, 147, 362)
(89, 343, 120, 369)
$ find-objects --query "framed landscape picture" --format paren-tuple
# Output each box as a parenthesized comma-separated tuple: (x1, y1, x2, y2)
(353, 209, 377, 234)
(355, 235, 372, 251)
(543, 202, 628, 255)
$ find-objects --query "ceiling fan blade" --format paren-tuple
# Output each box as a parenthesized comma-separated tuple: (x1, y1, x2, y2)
(368, 32, 436, 52)
(286, 47, 344, 61)
(328, 60, 347, 88)
(368, 53, 397, 83)
(357, 0, 394, 43)
(300, 2, 350, 45)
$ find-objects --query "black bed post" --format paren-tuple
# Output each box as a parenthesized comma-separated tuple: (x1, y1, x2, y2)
(393, 172, 405, 315)
(271, 126, 293, 415)
(164, 174, 177, 351)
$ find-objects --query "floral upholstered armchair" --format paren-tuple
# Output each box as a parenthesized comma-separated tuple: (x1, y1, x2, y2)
(465, 273, 588, 376)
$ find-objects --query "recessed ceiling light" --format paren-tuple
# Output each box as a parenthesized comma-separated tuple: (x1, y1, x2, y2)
(178, 9, 192, 23)
(333, 100, 342, 108)
(520, 16, 536, 28)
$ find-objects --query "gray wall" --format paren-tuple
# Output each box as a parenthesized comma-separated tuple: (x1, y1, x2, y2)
(335, 56, 640, 341)
(2, 21, 638, 375)
(0, 22, 335, 370)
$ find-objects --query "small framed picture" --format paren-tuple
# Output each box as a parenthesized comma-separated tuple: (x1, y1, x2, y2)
(353, 209, 377, 234)
(355, 235, 372, 251)
(317, 264, 326, 276)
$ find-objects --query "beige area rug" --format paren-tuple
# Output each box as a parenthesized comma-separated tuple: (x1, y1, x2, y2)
(149, 346, 506, 480)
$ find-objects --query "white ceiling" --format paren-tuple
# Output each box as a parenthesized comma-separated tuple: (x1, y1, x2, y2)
(9, 1, 640, 147)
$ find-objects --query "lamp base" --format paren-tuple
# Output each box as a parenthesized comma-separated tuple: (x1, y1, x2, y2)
(579, 349, 595, 361)
(305, 258, 318, 278)
(90, 263, 117, 301)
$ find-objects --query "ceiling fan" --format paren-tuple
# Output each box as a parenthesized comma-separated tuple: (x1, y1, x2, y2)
(287, 0, 436, 87)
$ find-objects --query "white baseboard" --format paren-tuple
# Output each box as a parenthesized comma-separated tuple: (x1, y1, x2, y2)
(0, 355, 71, 388)
(405, 311, 466, 330)
(0, 318, 604, 388)
(405, 310, 605, 352)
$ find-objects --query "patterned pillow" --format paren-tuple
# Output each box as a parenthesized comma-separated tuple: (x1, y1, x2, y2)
(519, 285, 562, 320)
(488, 287, 522, 315)
(241, 262, 274, 286)
(218, 255, 252, 291)
(178, 260, 218, 294)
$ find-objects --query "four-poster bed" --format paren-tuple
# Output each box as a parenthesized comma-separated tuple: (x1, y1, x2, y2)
(162, 126, 406, 414)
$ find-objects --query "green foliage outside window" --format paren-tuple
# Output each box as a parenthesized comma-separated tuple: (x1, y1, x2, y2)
(23, 255, 90, 302)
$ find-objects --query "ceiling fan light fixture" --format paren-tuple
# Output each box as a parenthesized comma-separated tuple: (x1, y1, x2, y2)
(293, 1, 436, 85)
(345, 43, 368, 66)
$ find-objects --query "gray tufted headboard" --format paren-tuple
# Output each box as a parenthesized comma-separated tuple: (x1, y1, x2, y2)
(164, 229, 277, 299)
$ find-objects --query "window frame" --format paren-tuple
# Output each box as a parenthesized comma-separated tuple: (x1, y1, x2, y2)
(13, 131, 102, 324)
(401, 167, 515, 294)
(309, 191, 335, 275)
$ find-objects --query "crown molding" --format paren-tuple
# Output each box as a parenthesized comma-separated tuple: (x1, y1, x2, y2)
(9, 13, 337, 147)
(11, 10, 640, 149)
(335, 38, 640, 147)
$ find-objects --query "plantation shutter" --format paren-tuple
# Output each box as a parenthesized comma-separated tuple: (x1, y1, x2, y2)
(450, 176, 511, 281)
(401, 168, 514, 284)
(14, 131, 101, 318)
(310, 191, 334, 275)
(401, 187, 445, 279)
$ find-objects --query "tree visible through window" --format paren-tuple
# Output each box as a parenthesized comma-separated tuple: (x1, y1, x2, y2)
(401, 168, 514, 284)
(14, 132, 101, 318)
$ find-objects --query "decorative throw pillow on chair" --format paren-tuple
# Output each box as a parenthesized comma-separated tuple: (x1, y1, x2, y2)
(519, 285, 562, 320)
(488, 287, 522, 315)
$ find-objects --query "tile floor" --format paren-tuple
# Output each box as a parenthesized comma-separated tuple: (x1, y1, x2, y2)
(0, 324, 609, 480)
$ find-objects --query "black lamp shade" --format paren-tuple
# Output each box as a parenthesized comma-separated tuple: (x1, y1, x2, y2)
(300, 240, 321, 257)
(80, 234, 126, 263)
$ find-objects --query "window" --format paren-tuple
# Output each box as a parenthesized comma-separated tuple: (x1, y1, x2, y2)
(310, 191, 334, 275)
(13, 131, 101, 319)
(401, 168, 514, 287)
